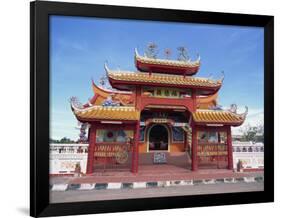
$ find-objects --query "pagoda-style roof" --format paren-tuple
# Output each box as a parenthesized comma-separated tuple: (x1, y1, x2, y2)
(90, 82, 134, 106)
(192, 108, 247, 126)
(71, 104, 140, 122)
(105, 64, 222, 94)
(197, 92, 218, 109)
(135, 48, 200, 75)
(92, 81, 132, 97)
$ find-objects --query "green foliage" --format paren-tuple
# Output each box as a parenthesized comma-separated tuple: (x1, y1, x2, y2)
(240, 124, 264, 142)
(50, 137, 76, 144)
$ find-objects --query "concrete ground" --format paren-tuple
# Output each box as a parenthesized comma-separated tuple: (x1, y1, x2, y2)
(50, 165, 264, 184)
(50, 181, 264, 203)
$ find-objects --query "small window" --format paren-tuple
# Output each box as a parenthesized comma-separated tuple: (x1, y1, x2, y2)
(198, 131, 218, 143)
(171, 90, 177, 96)
(156, 89, 162, 96)
(96, 129, 133, 143)
(208, 132, 218, 143)
(198, 131, 208, 142)
(172, 127, 184, 142)
(219, 132, 227, 143)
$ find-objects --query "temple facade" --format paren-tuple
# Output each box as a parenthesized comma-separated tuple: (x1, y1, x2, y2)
(71, 47, 247, 174)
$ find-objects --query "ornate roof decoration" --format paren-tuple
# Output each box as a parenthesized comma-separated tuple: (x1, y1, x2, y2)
(102, 95, 120, 107)
(144, 42, 158, 59)
(99, 74, 107, 87)
(164, 48, 172, 59)
(177, 46, 189, 61)
(192, 106, 248, 126)
(82, 82, 134, 108)
(105, 64, 222, 90)
(71, 105, 140, 121)
(135, 48, 200, 68)
(77, 122, 88, 142)
(70, 97, 84, 109)
(197, 92, 218, 106)
(70, 47, 247, 127)
(92, 81, 132, 96)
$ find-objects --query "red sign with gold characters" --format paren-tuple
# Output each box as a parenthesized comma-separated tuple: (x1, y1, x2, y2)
(93, 144, 131, 164)
(197, 144, 228, 156)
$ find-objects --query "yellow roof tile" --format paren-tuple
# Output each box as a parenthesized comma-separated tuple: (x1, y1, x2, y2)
(192, 110, 245, 125)
(107, 71, 222, 88)
(73, 106, 140, 121)
(135, 48, 200, 67)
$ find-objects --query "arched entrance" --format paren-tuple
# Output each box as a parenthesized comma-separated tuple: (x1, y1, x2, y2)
(148, 124, 169, 151)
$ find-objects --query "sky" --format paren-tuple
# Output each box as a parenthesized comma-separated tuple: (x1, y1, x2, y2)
(50, 15, 264, 140)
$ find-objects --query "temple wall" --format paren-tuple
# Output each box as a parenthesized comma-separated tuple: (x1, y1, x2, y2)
(50, 143, 88, 175)
(49, 142, 264, 175)
(138, 152, 190, 167)
(170, 143, 185, 152)
(138, 142, 185, 153)
(232, 142, 264, 170)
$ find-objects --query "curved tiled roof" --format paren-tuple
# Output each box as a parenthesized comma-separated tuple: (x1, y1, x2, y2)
(192, 110, 246, 126)
(72, 105, 140, 121)
(135, 48, 200, 68)
(106, 67, 222, 89)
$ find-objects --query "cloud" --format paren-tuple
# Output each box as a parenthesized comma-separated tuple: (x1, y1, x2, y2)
(232, 107, 264, 135)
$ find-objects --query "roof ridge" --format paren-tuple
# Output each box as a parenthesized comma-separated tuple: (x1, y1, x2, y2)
(135, 48, 200, 66)
(108, 70, 221, 83)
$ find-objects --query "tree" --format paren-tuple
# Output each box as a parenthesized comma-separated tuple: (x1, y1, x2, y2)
(59, 137, 76, 143)
(240, 124, 264, 142)
(50, 137, 76, 144)
(49, 138, 59, 143)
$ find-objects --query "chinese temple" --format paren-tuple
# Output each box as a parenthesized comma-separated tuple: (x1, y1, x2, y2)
(71, 45, 248, 174)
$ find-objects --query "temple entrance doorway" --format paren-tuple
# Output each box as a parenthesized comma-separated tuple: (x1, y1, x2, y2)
(148, 124, 169, 151)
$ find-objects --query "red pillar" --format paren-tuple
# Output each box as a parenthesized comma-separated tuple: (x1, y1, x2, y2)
(86, 126, 96, 174)
(191, 89, 197, 112)
(184, 130, 187, 151)
(191, 125, 198, 171)
(132, 85, 141, 174)
(131, 134, 135, 173)
(227, 127, 233, 170)
(132, 121, 140, 173)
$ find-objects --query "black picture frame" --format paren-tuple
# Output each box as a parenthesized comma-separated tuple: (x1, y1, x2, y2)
(30, 1, 274, 217)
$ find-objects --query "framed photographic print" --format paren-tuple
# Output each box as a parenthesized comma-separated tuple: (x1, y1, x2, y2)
(30, 1, 274, 217)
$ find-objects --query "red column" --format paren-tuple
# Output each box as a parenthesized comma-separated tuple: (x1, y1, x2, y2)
(227, 127, 233, 170)
(191, 125, 198, 171)
(86, 126, 96, 174)
(191, 89, 197, 112)
(131, 134, 135, 173)
(132, 85, 141, 174)
(135, 86, 142, 110)
(132, 121, 140, 173)
(184, 130, 187, 151)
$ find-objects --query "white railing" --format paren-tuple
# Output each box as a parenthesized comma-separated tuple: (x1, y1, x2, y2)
(232, 142, 264, 153)
(49, 142, 264, 174)
(50, 143, 89, 154)
(232, 142, 264, 169)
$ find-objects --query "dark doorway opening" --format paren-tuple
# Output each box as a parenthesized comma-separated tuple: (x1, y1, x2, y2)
(148, 124, 169, 151)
